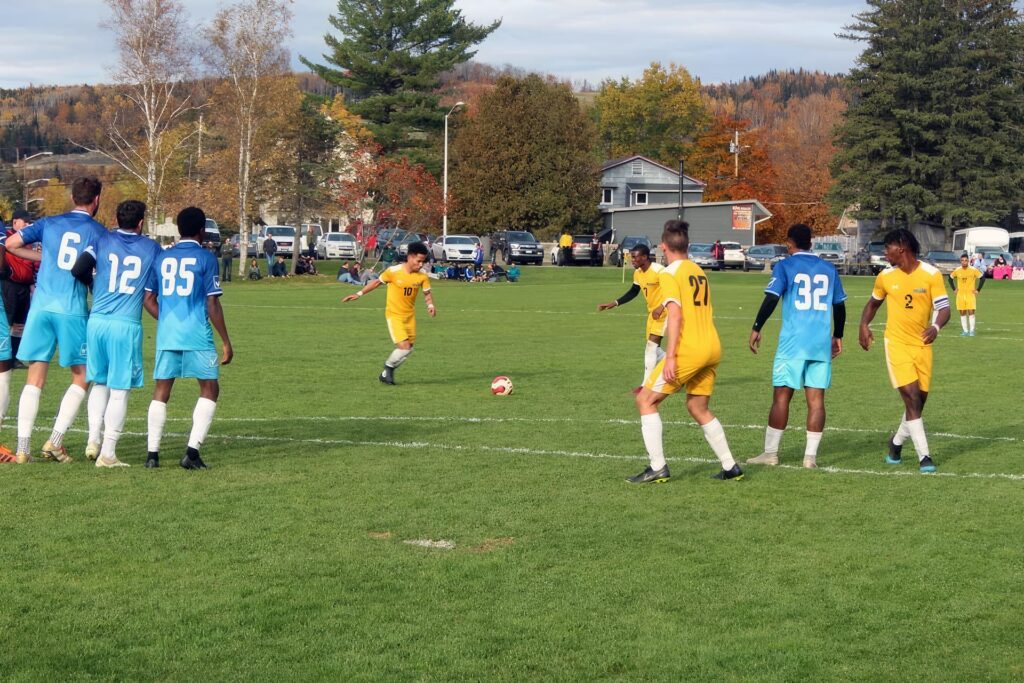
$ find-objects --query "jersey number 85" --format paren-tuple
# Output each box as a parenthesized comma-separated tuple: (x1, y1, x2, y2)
(161, 257, 197, 296)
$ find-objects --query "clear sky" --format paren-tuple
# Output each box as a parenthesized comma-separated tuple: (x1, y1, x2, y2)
(0, 0, 866, 89)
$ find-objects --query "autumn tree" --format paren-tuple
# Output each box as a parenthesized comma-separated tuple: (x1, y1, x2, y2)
(205, 0, 293, 273)
(594, 62, 708, 166)
(301, 0, 500, 167)
(450, 74, 599, 240)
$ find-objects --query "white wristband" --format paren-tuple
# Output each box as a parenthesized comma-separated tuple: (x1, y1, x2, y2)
(929, 324, 940, 334)
(355, 290, 363, 298)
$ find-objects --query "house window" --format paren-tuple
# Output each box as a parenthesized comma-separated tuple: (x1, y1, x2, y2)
(631, 160, 643, 176)
(601, 188, 613, 205)
(633, 191, 648, 206)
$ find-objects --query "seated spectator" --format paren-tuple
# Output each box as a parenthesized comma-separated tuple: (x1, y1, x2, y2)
(445, 264, 457, 280)
(462, 265, 475, 281)
(357, 265, 378, 285)
(485, 263, 507, 282)
(295, 258, 310, 275)
(271, 255, 288, 277)
(303, 256, 318, 275)
(248, 258, 262, 280)
(507, 264, 520, 282)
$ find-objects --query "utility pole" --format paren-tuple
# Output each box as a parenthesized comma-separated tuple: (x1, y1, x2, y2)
(730, 130, 740, 178)
(678, 159, 685, 220)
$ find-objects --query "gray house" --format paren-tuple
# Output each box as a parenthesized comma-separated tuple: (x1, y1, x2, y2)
(600, 155, 705, 209)
(601, 201, 772, 250)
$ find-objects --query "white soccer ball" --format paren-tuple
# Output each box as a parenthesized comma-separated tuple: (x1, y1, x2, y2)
(490, 375, 514, 396)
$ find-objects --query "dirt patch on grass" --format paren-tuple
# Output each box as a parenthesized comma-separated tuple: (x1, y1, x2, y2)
(468, 537, 515, 553)
(368, 531, 392, 540)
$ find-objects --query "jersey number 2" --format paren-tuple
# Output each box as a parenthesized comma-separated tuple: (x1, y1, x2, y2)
(793, 273, 829, 311)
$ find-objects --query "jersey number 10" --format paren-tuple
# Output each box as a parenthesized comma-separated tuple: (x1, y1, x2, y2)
(793, 273, 829, 311)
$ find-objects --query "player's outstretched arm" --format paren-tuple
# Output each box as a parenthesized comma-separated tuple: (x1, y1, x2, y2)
(859, 298, 882, 350)
(598, 284, 640, 311)
(342, 278, 383, 303)
(207, 295, 233, 365)
(424, 290, 436, 317)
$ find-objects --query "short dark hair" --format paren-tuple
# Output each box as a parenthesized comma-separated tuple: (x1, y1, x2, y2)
(176, 206, 206, 237)
(787, 224, 813, 250)
(71, 176, 102, 206)
(661, 220, 689, 253)
(407, 241, 429, 257)
(116, 200, 146, 231)
(11, 209, 30, 222)
(961, 253, 969, 259)
(883, 228, 919, 256)
(630, 244, 651, 258)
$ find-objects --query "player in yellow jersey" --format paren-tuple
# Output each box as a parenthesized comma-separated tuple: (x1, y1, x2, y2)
(859, 229, 950, 473)
(597, 244, 666, 391)
(628, 220, 742, 483)
(342, 241, 436, 385)
(949, 253, 984, 336)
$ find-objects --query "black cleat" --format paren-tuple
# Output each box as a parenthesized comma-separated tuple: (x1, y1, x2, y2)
(711, 464, 744, 481)
(180, 448, 208, 470)
(886, 436, 903, 464)
(919, 455, 937, 473)
(145, 452, 160, 468)
(379, 366, 396, 385)
(626, 465, 670, 484)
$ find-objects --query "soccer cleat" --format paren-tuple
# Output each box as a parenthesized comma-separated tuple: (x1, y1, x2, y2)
(746, 451, 779, 466)
(0, 443, 14, 463)
(885, 436, 903, 465)
(95, 455, 129, 468)
(626, 465, 670, 484)
(379, 365, 396, 385)
(802, 456, 818, 469)
(15, 451, 33, 464)
(885, 455, 902, 465)
(711, 464, 744, 481)
(960, 331, 969, 337)
(968, 331, 976, 337)
(40, 440, 73, 464)
(85, 442, 100, 461)
(145, 452, 160, 468)
(919, 456, 937, 473)
(180, 452, 209, 470)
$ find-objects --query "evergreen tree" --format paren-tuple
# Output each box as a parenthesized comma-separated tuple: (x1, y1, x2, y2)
(830, 0, 1024, 233)
(450, 75, 599, 240)
(301, 0, 499, 168)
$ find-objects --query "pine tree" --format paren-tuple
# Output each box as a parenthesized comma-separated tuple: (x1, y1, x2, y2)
(301, 0, 499, 168)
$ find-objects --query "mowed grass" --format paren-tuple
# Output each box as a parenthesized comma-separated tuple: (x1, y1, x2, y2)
(2, 265, 1023, 681)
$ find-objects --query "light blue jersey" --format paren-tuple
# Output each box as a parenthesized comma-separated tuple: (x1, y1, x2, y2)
(18, 210, 105, 316)
(765, 252, 847, 362)
(147, 240, 222, 351)
(87, 230, 163, 320)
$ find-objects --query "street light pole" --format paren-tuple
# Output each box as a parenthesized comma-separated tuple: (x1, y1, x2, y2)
(442, 101, 464, 240)
(20, 151, 53, 209)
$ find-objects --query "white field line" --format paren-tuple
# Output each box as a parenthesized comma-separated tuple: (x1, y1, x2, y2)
(71, 427, 1024, 482)
(128, 415, 1023, 444)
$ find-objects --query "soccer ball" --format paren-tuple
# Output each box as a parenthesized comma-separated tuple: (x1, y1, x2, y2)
(490, 376, 514, 396)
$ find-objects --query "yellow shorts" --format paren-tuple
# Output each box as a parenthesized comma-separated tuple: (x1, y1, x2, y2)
(645, 312, 666, 339)
(386, 315, 416, 344)
(643, 350, 719, 396)
(884, 339, 932, 391)
(955, 292, 976, 311)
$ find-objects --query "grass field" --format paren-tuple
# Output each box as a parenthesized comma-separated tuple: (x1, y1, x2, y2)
(2, 265, 1023, 681)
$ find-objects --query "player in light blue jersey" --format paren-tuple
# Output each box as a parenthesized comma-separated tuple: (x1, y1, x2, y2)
(5, 177, 106, 464)
(70, 200, 163, 468)
(143, 207, 233, 470)
(747, 224, 847, 468)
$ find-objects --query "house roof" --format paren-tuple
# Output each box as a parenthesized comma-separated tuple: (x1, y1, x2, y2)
(601, 154, 706, 187)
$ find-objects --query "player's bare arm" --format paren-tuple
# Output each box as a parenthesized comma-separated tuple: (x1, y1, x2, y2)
(342, 277, 383, 302)
(207, 295, 233, 365)
(749, 292, 780, 354)
(859, 297, 883, 350)
(599, 284, 640, 312)
(2, 232, 41, 262)
(748, 330, 761, 354)
(921, 306, 950, 345)
(424, 290, 436, 317)
(661, 301, 681, 383)
(143, 291, 159, 320)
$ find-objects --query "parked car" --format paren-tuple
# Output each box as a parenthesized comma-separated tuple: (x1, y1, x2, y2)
(744, 244, 788, 271)
(396, 232, 427, 256)
(318, 232, 361, 260)
(203, 218, 222, 248)
(608, 235, 654, 266)
(688, 243, 720, 271)
(722, 241, 745, 269)
(570, 235, 604, 265)
(490, 230, 544, 264)
(264, 225, 299, 255)
(813, 241, 847, 272)
(923, 250, 960, 275)
(431, 234, 477, 263)
(229, 233, 260, 258)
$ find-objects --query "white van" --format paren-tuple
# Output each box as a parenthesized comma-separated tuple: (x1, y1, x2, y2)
(951, 227, 1010, 256)
(301, 223, 323, 254)
(1009, 231, 1024, 259)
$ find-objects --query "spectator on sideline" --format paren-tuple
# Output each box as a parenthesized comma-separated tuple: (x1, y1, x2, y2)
(3, 210, 38, 365)
(221, 237, 233, 283)
(559, 230, 572, 266)
(590, 232, 601, 266)
(271, 255, 287, 278)
(712, 240, 725, 269)
(262, 235, 276, 273)
(507, 264, 521, 282)
(248, 258, 262, 280)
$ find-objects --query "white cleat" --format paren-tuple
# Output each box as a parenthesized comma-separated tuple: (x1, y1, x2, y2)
(746, 452, 779, 466)
(803, 456, 818, 469)
(95, 455, 130, 468)
(85, 442, 101, 461)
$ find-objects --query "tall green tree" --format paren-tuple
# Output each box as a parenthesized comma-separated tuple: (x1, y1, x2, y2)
(829, 0, 1024, 233)
(450, 75, 599, 240)
(593, 62, 708, 166)
(301, 0, 500, 168)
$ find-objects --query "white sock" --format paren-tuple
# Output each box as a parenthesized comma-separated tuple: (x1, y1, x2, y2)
(968, 314, 975, 333)
(147, 400, 167, 452)
(905, 418, 930, 460)
(100, 389, 129, 459)
(701, 418, 736, 470)
(0, 369, 11, 431)
(642, 341, 660, 382)
(764, 426, 784, 454)
(17, 384, 41, 454)
(188, 397, 217, 450)
(385, 348, 412, 368)
(49, 384, 87, 447)
(892, 413, 910, 446)
(640, 413, 665, 470)
(805, 431, 822, 457)
(87, 384, 110, 445)
(960, 315, 968, 332)
(655, 346, 665, 362)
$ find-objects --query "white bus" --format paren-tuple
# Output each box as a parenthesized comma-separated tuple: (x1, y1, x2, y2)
(951, 226, 1009, 255)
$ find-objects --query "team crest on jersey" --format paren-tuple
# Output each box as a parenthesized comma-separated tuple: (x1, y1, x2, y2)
(214, 276, 221, 288)
(80, 343, 88, 357)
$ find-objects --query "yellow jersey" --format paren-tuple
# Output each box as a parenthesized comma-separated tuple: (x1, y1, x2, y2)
(558, 234, 572, 248)
(633, 262, 666, 314)
(871, 262, 949, 347)
(950, 265, 982, 293)
(658, 259, 720, 356)
(379, 265, 431, 318)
